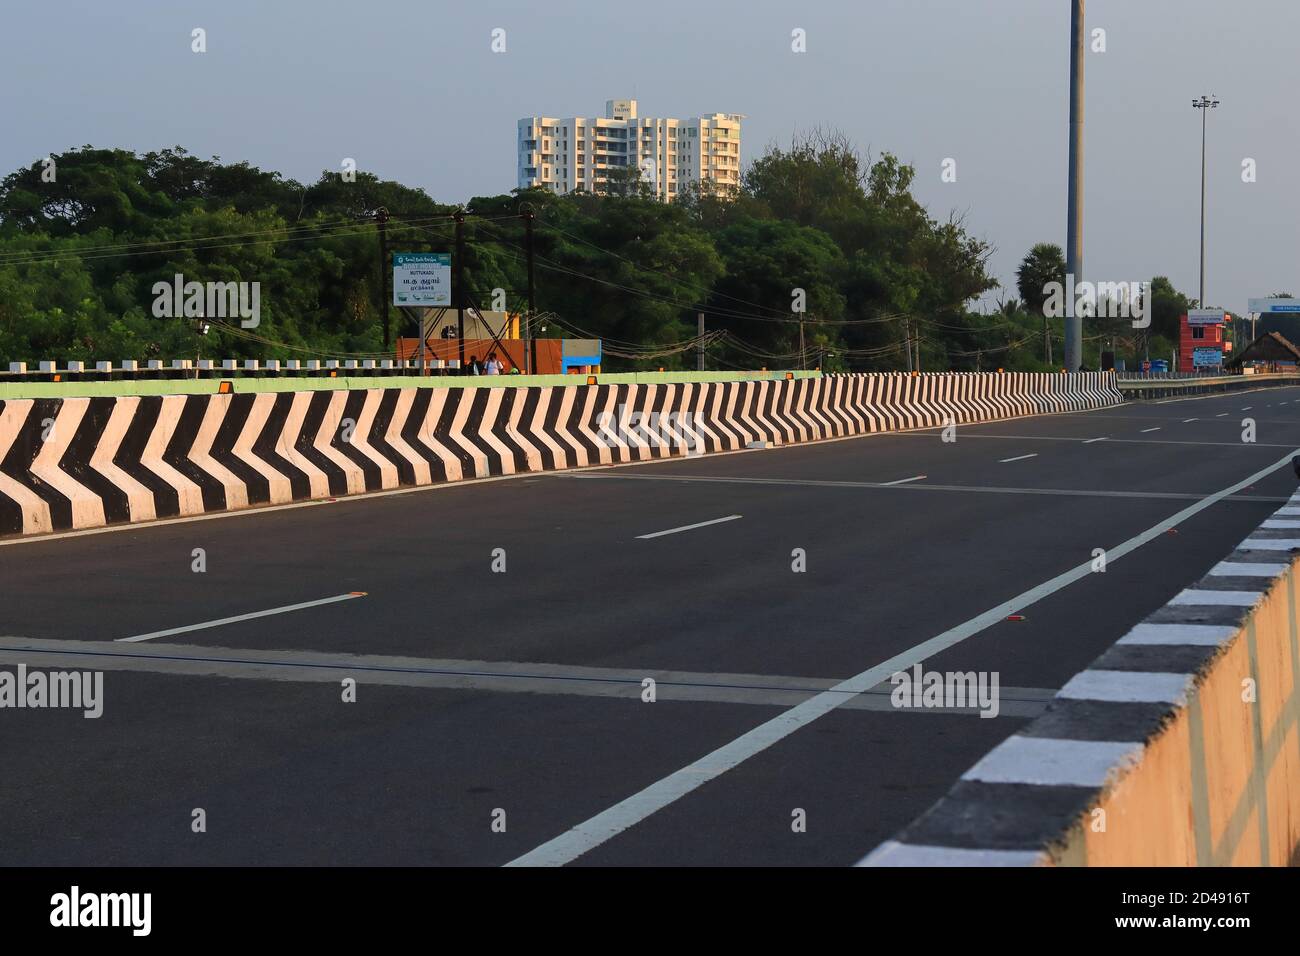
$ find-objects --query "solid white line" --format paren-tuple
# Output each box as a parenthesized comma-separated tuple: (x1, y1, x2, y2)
(505, 449, 1298, 867)
(881, 475, 926, 485)
(1082, 437, 1108, 443)
(635, 514, 742, 539)
(1140, 427, 1161, 433)
(115, 592, 367, 643)
(998, 454, 1038, 463)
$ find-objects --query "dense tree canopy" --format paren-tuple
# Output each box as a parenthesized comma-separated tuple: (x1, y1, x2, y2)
(0, 141, 1188, 371)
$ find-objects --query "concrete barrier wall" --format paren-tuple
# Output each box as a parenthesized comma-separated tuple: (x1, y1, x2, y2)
(863, 491, 1300, 867)
(0, 371, 1121, 538)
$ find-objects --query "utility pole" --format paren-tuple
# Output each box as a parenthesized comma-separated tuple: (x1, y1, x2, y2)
(798, 317, 806, 370)
(377, 207, 390, 350)
(903, 317, 913, 372)
(1064, 0, 1085, 373)
(1192, 95, 1219, 307)
(524, 211, 536, 375)
(454, 210, 466, 372)
(697, 312, 705, 371)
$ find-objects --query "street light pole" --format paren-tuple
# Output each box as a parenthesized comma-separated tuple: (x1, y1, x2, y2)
(1192, 95, 1219, 307)
(1064, 0, 1085, 373)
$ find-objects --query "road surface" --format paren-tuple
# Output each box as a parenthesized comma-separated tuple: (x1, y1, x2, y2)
(2, 386, 1298, 865)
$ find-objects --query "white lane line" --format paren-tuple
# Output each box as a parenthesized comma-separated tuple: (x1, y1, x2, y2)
(1217, 413, 1229, 417)
(1082, 437, 1108, 444)
(505, 450, 1299, 867)
(881, 475, 926, 486)
(1183, 418, 1198, 423)
(998, 454, 1038, 463)
(115, 592, 367, 643)
(636, 514, 742, 539)
(1242, 407, 1253, 411)
(1140, 427, 1161, 433)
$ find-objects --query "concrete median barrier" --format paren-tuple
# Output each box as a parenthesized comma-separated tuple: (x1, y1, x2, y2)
(862, 495, 1300, 867)
(0, 371, 1121, 538)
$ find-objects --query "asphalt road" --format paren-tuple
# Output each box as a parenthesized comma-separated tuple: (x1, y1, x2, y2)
(2, 385, 1299, 866)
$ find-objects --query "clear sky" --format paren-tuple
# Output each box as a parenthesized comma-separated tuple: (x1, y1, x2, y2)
(2, 0, 1295, 314)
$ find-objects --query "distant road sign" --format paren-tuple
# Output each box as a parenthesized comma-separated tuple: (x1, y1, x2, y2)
(393, 253, 451, 307)
(1192, 347, 1223, 368)
(1187, 309, 1225, 325)
(1247, 297, 1300, 314)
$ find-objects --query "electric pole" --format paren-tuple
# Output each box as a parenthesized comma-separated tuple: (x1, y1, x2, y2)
(454, 210, 466, 372)
(524, 210, 536, 375)
(377, 207, 390, 350)
(697, 312, 705, 371)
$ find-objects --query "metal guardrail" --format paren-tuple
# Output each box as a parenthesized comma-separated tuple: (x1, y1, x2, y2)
(1117, 372, 1300, 399)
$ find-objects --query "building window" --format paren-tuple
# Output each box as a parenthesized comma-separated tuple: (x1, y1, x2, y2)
(1192, 326, 1205, 339)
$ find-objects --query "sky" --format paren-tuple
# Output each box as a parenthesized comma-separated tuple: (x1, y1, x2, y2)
(2, 0, 1296, 316)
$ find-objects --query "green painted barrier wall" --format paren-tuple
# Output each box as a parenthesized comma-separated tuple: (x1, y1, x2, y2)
(0, 369, 819, 400)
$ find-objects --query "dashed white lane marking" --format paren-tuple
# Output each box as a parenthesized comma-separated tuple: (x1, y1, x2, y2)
(116, 592, 367, 643)
(1242, 407, 1253, 411)
(881, 475, 927, 485)
(1082, 437, 1108, 443)
(1183, 418, 1198, 422)
(507, 450, 1298, 867)
(636, 514, 743, 539)
(998, 454, 1038, 463)
(1141, 427, 1161, 433)
(1217, 413, 1229, 417)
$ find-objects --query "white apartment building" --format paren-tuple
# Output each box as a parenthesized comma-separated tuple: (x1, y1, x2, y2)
(517, 99, 743, 201)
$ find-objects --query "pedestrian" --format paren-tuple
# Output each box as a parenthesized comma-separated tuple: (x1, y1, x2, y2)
(467, 354, 481, 376)
(484, 353, 503, 375)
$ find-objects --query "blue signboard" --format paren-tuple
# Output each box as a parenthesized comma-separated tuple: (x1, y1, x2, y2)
(1192, 347, 1223, 368)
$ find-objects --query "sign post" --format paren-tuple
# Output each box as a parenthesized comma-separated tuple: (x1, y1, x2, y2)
(393, 253, 451, 308)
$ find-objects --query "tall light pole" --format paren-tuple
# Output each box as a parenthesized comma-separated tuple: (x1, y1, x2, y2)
(1065, 0, 1085, 372)
(1192, 95, 1219, 308)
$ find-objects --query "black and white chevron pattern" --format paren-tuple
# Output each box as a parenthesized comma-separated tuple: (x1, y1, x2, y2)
(0, 372, 1122, 537)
